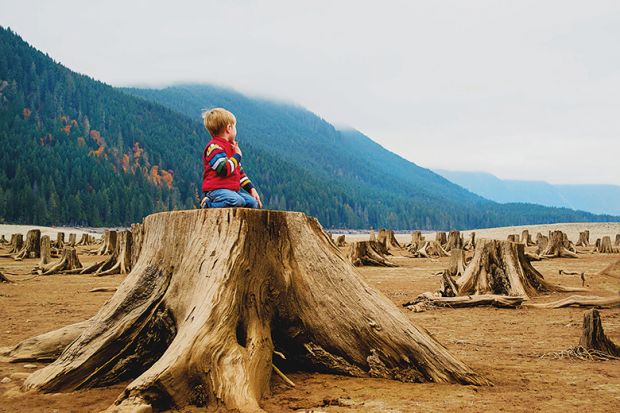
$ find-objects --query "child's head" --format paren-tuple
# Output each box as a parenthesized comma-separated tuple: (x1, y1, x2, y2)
(202, 108, 236, 141)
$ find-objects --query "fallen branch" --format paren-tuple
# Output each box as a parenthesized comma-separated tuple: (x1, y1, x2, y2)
(524, 295, 620, 309)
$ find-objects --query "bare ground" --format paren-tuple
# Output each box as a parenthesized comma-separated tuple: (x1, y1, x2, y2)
(0, 226, 619, 412)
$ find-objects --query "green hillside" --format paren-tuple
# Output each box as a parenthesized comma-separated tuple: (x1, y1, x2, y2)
(0, 27, 617, 229)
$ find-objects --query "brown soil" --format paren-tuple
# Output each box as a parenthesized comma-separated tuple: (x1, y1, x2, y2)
(1, 242, 619, 412)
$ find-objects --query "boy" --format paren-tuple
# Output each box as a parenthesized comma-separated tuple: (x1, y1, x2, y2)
(200, 108, 262, 209)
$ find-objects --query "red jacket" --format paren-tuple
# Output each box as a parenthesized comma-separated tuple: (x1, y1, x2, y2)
(202, 137, 254, 193)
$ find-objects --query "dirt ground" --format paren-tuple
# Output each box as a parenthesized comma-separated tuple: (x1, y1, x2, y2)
(0, 229, 619, 412)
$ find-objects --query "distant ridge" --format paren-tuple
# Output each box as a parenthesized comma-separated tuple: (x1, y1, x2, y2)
(435, 170, 620, 216)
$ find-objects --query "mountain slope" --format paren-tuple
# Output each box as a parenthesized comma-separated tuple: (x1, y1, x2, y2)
(435, 170, 620, 216)
(0, 27, 617, 229)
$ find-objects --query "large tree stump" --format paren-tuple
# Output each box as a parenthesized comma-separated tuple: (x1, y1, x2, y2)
(595, 236, 617, 254)
(378, 228, 401, 250)
(464, 232, 476, 250)
(54, 232, 65, 249)
(448, 239, 577, 298)
(521, 230, 534, 246)
(14, 229, 41, 260)
(38, 235, 52, 268)
(21, 209, 488, 412)
(435, 231, 447, 246)
(346, 241, 397, 267)
(41, 247, 83, 275)
(413, 240, 450, 258)
(615, 234, 620, 246)
(369, 229, 376, 242)
(409, 230, 425, 252)
(74, 230, 133, 276)
(579, 309, 620, 357)
(77, 233, 95, 246)
(67, 233, 77, 247)
(539, 230, 578, 258)
(507, 234, 520, 243)
(7, 233, 24, 254)
(445, 248, 467, 277)
(96, 230, 117, 255)
(535, 233, 548, 255)
(576, 231, 590, 247)
(445, 230, 463, 251)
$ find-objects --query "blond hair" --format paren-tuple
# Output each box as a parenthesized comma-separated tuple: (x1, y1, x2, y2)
(202, 108, 236, 137)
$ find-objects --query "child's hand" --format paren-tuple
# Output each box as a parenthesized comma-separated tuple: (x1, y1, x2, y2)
(250, 188, 263, 208)
(232, 141, 242, 157)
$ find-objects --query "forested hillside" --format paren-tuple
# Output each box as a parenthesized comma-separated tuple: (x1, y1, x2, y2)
(0, 27, 617, 229)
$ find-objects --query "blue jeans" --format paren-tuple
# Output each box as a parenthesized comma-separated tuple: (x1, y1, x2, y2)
(204, 189, 258, 209)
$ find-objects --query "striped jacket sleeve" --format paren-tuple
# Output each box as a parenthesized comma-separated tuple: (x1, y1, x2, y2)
(204, 143, 241, 177)
(239, 167, 255, 192)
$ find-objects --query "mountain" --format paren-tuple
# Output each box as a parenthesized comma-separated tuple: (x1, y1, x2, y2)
(435, 170, 620, 216)
(0, 27, 617, 229)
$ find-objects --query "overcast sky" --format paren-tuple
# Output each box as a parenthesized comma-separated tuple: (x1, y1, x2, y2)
(2, 0, 619, 185)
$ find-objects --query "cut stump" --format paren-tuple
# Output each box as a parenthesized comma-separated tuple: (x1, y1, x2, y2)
(579, 309, 620, 357)
(445, 231, 463, 252)
(96, 230, 117, 255)
(21, 209, 488, 412)
(540, 230, 578, 258)
(576, 231, 590, 247)
(595, 236, 617, 254)
(7, 234, 24, 254)
(346, 241, 397, 267)
(14, 229, 41, 260)
(41, 247, 83, 275)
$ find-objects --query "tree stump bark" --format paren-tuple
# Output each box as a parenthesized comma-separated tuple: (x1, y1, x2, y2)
(38, 235, 52, 267)
(435, 232, 447, 246)
(521, 230, 534, 246)
(7, 233, 24, 254)
(346, 241, 397, 267)
(539, 230, 578, 258)
(413, 241, 450, 258)
(41, 247, 83, 275)
(378, 228, 401, 250)
(131, 223, 144, 269)
(14, 229, 41, 260)
(576, 230, 590, 247)
(595, 236, 617, 254)
(21, 209, 488, 412)
(445, 231, 463, 251)
(96, 230, 118, 255)
(579, 309, 620, 357)
(54, 232, 65, 249)
(449, 239, 576, 298)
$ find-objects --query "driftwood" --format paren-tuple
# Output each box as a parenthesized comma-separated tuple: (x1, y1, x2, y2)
(18, 209, 488, 412)
(576, 230, 590, 247)
(445, 230, 463, 251)
(89, 287, 118, 293)
(0, 271, 13, 283)
(521, 230, 534, 246)
(595, 236, 617, 254)
(525, 295, 620, 309)
(7, 233, 24, 254)
(413, 240, 450, 258)
(446, 239, 581, 298)
(346, 241, 397, 267)
(539, 230, 578, 258)
(14, 229, 41, 260)
(404, 292, 525, 312)
(336, 235, 346, 247)
(40, 247, 82, 275)
(96, 229, 117, 255)
(558, 269, 587, 287)
(579, 309, 620, 357)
